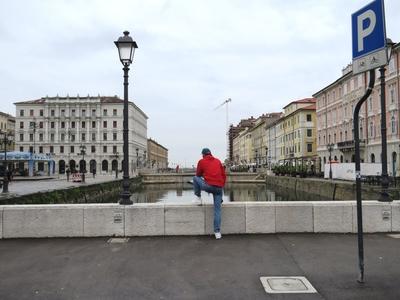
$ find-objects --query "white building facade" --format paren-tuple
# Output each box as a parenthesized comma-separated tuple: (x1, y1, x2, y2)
(14, 95, 148, 175)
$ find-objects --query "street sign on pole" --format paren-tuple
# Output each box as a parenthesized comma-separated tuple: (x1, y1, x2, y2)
(352, 0, 387, 75)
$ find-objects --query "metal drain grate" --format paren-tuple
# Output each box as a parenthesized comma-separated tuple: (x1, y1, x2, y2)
(260, 276, 317, 294)
(107, 238, 130, 244)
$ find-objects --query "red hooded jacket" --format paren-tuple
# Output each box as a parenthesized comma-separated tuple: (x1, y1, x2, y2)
(196, 154, 226, 187)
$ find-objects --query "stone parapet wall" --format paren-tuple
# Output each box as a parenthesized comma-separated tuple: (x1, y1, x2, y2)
(1, 201, 399, 238)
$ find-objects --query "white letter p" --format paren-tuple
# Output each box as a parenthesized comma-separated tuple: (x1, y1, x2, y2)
(357, 9, 376, 52)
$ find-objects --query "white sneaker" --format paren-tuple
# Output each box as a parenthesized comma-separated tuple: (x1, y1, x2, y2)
(192, 196, 202, 206)
(214, 232, 222, 239)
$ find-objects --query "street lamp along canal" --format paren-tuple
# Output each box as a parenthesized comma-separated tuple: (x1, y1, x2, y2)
(79, 144, 86, 183)
(327, 143, 334, 180)
(379, 38, 395, 202)
(115, 31, 138, 205)
(0, 131, 14, 193)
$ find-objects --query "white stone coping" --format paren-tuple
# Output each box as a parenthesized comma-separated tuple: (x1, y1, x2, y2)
(0, 201, 399, 238)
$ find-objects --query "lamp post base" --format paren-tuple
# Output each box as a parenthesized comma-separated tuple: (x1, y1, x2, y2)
(119, 191, 133, 205)
(378, 190, 392, 202)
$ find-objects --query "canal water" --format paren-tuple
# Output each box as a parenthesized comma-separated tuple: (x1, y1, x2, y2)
(131, 183, 330, 203)
(0, 182, 330, 205)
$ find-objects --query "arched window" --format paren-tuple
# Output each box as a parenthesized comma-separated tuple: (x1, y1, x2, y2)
(370, 122, 374, 137)
(69, 160, 76, 172)
(79, 160, 86, 172)
(90, 160, 97, 173)
(112, 159, 118, 171)
(59, 160, 66, 174)
(102, 160, 109, 172)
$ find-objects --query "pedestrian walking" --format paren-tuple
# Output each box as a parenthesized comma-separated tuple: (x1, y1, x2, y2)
(192, 148, 226, 240)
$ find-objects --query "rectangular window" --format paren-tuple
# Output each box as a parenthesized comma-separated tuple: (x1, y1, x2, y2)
(82, 133, 86, 141)
(92, 121, 96, 128)
(82, 121, 86, 128)
(71, 134, 75, 142)
(40, 109, 44, 117)
(103, 133, 107, 141)
(71, 121, 76, 128)
(50, 133, 54, 142)
(29, 146, 33, 153)
(29, 134, 33, 142)
(19, 133, 24, 141)
(113, 146, 117, 153)
(60, 146, 64, 153)
(113, 121, 117, 128)
(61, 133, 65, 141)
(61, 109, 65, 116)
(30, 109, 34, 116)
(51, 109, 55, 117)
(113, 109, 117, 116)
(50, 122, 55, 129)
(113, 132, 117, 141)
(50, 146, 54, 153)
(103, 146, 107, 153)
(103, 121, 107, 128)
(20, 109, 24, 117)
(39, 146, 43, 153)
(61, 122, 65, 128)
(92, 109, 96, 116)
(92, 133, 96, 141)
(91, 145, 96, 153)
(39, 121, 43, 129)
(20, 146, 24, 152)
(103, 109, 107, 116)
(306, 114, 312, 122)
(70, 146, 74, 153)
(307, 129, 312, 137)
(307, 143, 313, 153)
(39, 133, 43, 141)
(20, 121, 24, 129)
(71, 109, 76, 116)
(82, 109, 86, 117)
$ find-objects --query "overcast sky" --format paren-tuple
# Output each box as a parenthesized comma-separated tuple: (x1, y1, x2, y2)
(1, 0, 399, 167)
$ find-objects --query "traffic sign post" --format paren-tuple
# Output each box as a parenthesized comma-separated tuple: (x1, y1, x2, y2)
(352, 0, 387, 74)
(351, 0, 390, 283)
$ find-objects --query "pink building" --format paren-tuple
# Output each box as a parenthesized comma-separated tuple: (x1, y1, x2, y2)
(314, 43, 400, 176)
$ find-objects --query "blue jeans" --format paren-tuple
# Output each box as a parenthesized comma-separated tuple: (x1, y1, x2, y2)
(193, 176, 223, 233)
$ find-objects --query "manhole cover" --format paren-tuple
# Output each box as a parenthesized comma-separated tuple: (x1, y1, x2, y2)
(107, 238, 129, 244)
(387, 234, 400, 239)
(260, 276, 317, 294)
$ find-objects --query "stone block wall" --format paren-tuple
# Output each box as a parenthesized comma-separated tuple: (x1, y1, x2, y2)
(1, 201, 399, 238)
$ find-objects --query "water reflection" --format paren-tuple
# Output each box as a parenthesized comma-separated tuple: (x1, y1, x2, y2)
(133, 183, 329, 203)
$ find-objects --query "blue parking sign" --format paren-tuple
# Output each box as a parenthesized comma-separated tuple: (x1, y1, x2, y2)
(352, 0, 387, 74)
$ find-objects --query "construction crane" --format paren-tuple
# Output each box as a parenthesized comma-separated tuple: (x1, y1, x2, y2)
(214, 98, 232, 162)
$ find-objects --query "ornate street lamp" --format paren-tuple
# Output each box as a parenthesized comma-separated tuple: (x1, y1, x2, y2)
(327, 143, 334, 180)
(0, 131, 14, 193)
(115, 31, 138, 205)
(112, 151, 120, 179)
(79, 144, 86, 183)
(136, 148, 139, 167)
(379, 38, 396, 202)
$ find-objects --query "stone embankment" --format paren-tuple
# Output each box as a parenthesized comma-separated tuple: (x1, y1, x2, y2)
(1, 201, 399, 238)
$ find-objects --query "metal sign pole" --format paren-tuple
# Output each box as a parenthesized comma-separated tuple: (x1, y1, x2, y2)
(353, 69, 375, 283)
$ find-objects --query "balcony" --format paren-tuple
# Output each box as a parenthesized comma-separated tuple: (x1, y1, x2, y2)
(337, 139, 365, 152)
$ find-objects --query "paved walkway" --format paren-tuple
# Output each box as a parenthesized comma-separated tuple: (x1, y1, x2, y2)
(0, 234, 399, 299)
(0, 174, 125, 198)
